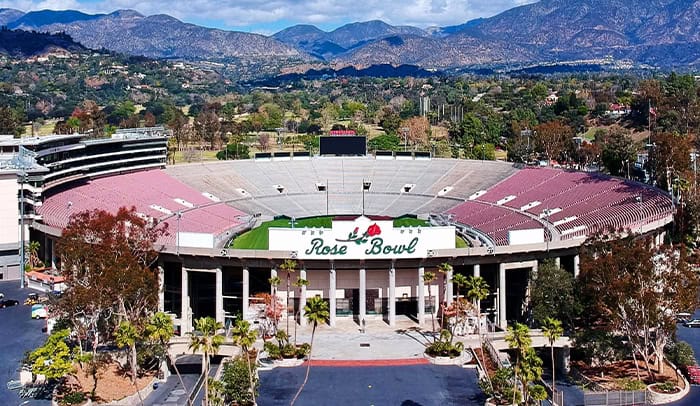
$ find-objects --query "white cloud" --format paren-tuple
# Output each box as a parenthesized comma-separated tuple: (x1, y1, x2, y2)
(0, 0, 539, 31)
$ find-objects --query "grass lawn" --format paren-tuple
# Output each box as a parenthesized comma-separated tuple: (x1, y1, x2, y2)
(456, 236, 468, 248)
(173, 149, 219, 163)
(232, 216, 430, 249)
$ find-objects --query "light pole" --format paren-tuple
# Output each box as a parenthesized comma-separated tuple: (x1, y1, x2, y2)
(176, 211, 182, 255)
(636, 195, 643, 234)
(362, 180, 371, 216)
(19, 171, 26, 289)
(326, 179, 329, 216)
(401, 127, 409, 151)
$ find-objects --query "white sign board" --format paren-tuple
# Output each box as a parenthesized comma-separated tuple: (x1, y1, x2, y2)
(178, 232, 215, 249)
(507, 228, 545, 245)
(269, 216, 455, 259)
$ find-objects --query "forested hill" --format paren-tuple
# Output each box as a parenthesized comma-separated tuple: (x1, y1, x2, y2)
(0, 28, 86, 57)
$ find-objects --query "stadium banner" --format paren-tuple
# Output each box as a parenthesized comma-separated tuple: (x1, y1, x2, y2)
(269, 216, 455, 259)
(507, 228, 544, 245)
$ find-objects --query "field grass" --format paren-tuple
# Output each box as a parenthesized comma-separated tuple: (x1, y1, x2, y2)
(231, 215, 430, 249)
(455, 237, 468, 248)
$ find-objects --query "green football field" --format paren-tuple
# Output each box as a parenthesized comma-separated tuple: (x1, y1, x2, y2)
(231, 216, 430, 250)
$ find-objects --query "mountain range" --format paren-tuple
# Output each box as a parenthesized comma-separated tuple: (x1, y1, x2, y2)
(2, 0, 700, 69)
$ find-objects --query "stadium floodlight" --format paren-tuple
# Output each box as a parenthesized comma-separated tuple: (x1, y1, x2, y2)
(362, 180, 372, 216)
(12, 146, 37, 289)
(636, 195, 643, 234)
(176, 211, 182, 255)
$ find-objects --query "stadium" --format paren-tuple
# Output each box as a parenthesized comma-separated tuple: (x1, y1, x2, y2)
(0, 129, 674, 336)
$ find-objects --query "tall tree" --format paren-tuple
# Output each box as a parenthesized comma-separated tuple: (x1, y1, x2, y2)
(600, 127, 636, 177)
(529, 259, 576, 328)
(194, 110, 221, 150)
(451, 273, 468, 303)
(146, 312, 191, 406)
(541, 317, 564, 392)
(534, 120, 573, 163)
(505, 322, 540, 404)
(0, 105, 25, 137)
(114, 321, 140, 383)
(279, 259, 297, 336)
(57, 207, 165, 358)
(579, 232, 698, 378)
(231, 320, 259, 405)
(423, 271, 437, 336)
(465, 275, 490, 370)
(26, 240, 42, 270)
(290, 296, 329, 406)
(189, 316, 224, 406)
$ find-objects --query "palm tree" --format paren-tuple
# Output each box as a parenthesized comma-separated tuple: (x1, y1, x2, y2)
(423, 271, 437, 337)
(505, 322, 532, 404)
(114, 321, 140, 384)
(268, 275, 281, 333)
(189, 316, 224, 406)
(279, 259, 298, 336)
(26, 240, 42, 270)
(291, 296, 329, 406)
(231, 319, 259, 406)
(293, 276, 309, 344)
(437, 263, 453, 328)
(464, 275, 490, 368)
(541, 317, 564, 393)
(146, 312, 192, 406)
(451, 273, 468, 302)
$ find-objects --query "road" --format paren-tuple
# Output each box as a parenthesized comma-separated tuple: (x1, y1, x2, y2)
(0, 281, 51, 406)
(258, 364, 484, 406)
(668, 309, 700, 406)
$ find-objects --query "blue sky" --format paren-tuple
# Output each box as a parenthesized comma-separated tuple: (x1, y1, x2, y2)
(1, 0, 537, 34)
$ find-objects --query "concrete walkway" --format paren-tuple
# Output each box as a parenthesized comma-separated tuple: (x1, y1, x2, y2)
(263, 316, 482, 361)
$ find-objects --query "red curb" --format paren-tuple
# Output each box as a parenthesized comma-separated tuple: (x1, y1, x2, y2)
(305, 358, 430, 367)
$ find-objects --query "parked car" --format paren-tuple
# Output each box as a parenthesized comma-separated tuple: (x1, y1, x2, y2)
(24, 293, 39, 306)
(684, 319, 700, 328)
(31, 304, 48, 319)
(686, 366, 700, 384)
(677, 312, 693, 323)
(0, 299, 20, 308)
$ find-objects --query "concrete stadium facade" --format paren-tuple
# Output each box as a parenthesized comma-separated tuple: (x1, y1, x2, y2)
(1, 133, 674, 334)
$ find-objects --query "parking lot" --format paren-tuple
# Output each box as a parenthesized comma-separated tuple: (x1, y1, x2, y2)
(258, 364, 484, 405)
(0, 281, 51, 406)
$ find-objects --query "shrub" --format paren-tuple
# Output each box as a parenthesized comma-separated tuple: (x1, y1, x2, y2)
(616, 378, 646, 391)
(62, 391, 86, 405)
(654, 381, 677, 393)
(479, 367, 522, 405)
(263, 340, 310, 359)
(425, 329, 464, 358)
(666, 341, 695, 368)
(221, 356, 258, 406)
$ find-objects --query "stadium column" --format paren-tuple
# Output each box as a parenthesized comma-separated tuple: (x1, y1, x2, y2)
(554, 257, 561, 269)
(216, 267, 224, 325)
(573, 254, 580, 278)
(417, 267, 425, 326)
(242, 267, 249, 321)
(329, 267, 337, 327)
(388, 264, 396, 327)
(359, 266, 366, 327)
(498, 263, 507, 330)
(473, 264, 480, 278)
(181, 268, 190, 336)
(270, 268, 277, 296)
(299, 269, 307, 327)
(445, 267, 454, 306)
